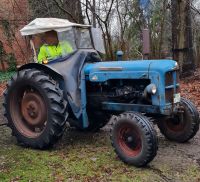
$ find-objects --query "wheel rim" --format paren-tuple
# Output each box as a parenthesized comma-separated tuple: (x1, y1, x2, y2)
(21, 92, 47, 127)
(165, 116, 186, 132)
(117, 124, 142, 157)
(165, 112, 187, 132)
(10, 85, 47, 138)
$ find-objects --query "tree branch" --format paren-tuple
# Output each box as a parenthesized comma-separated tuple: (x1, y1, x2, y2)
(105, 0, 114, 23)
(81, 0, 105, 23)
(85, 0, 91, 24)
(52, 0, 78, 22)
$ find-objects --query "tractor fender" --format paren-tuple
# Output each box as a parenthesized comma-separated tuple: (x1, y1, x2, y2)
(18, 63, 64, 81)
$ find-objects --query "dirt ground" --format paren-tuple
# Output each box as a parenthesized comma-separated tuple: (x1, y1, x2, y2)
(0, 72, 200, 182)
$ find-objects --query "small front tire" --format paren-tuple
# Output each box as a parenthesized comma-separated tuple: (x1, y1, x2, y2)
(110, 112, 158, 167)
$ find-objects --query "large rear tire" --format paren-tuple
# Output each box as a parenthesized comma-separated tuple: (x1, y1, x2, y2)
(3, 69, 68, 149)
(157, 98, 199, 143)
(110, 112, 158, 167)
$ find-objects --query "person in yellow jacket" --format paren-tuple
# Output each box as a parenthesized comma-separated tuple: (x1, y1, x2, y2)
(37, 31, 73, 64)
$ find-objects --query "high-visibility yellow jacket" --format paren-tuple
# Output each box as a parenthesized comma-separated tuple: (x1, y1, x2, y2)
(37, 42, 73, 63)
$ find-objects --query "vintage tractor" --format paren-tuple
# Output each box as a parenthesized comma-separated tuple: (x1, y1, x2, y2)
(3, 18, 199, 167)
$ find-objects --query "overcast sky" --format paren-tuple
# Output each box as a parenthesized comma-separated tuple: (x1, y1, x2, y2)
(194, 0, 200, 7)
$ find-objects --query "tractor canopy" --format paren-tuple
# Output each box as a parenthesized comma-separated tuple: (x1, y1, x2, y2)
(20, 18, 91, 36)
(20, 18, 105, 62)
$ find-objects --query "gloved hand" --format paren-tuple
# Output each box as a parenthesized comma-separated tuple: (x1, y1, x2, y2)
(42, 59, 48, 64)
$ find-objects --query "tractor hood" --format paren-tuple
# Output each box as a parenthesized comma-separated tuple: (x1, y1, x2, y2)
(84, 60, 178, 76)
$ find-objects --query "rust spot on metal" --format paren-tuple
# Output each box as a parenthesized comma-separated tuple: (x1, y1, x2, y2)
(99, 67, 123, 71)
(21, 92, 47, 126)
(10, 88, 47, 138)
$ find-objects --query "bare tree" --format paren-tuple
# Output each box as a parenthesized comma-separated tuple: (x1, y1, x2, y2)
(81, 0, 115, 60)
(115, 0, 130, 58)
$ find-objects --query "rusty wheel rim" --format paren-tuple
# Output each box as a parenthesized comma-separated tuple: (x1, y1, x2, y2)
(21, 92, 47, 127)
(117, 124, 142, 157)
(166, 118, 185, 132)
(165, 113, 187, 132)
(10, 86, 47, 138)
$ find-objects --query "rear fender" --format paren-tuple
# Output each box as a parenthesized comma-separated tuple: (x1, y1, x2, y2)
(18, 63, 64, 81)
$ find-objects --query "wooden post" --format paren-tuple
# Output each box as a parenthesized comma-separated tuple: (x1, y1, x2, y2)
(142, 29, 150, 59)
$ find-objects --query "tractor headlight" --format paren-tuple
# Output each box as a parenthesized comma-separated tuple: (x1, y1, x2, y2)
(174, 62, 179, 70)
(151, 85, 157, 94)
(145, 84, 157, 95)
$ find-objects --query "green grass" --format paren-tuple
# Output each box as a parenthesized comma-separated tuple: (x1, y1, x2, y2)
(0, 143, 155, 181)
(0, 71, 16, 82)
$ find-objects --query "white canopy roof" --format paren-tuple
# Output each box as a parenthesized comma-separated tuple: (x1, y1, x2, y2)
(20, 18, 91, 36)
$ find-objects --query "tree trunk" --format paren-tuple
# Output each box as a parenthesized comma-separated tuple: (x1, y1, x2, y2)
(171, 0, 194, 76)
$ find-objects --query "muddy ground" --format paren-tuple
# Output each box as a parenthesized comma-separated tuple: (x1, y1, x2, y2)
(0, 95, 200, 182)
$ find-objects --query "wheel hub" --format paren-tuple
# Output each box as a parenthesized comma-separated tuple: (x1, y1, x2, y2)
(118, 126, 142, 157)
(166, 114, 185, 132)
(127, 136, 133, 143)
(124, 132, 139, 149)
(21, 92, 47, 126)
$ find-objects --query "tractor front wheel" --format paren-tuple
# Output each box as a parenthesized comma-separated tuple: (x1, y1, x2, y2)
(157, 98, 199, 143)
(110, 112, 158, 167)
(3, 69, 68, 149)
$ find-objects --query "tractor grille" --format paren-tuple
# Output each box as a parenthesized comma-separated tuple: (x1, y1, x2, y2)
(165, 71, 173, 86)
(165, 71, 180, 103)
(176, 71, 180, 85)
(165, 89, 174, 103)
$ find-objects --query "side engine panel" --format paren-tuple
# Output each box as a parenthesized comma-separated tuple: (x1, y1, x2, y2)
(86, 79, 152, 111)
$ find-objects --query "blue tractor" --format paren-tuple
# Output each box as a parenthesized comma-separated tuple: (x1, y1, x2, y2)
(3, 18, 199, 167)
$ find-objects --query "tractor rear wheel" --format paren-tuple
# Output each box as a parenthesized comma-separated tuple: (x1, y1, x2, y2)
(157, 98, 199, 143)
(3, 69, 68, 149)
(110, 112, 158, 167)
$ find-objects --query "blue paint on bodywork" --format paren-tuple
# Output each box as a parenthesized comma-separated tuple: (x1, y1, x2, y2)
(82, 59, 178, 117)
(42, 58, 178, 128)
(84, 60, 177, 77)
(22, 56, 178, 128)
